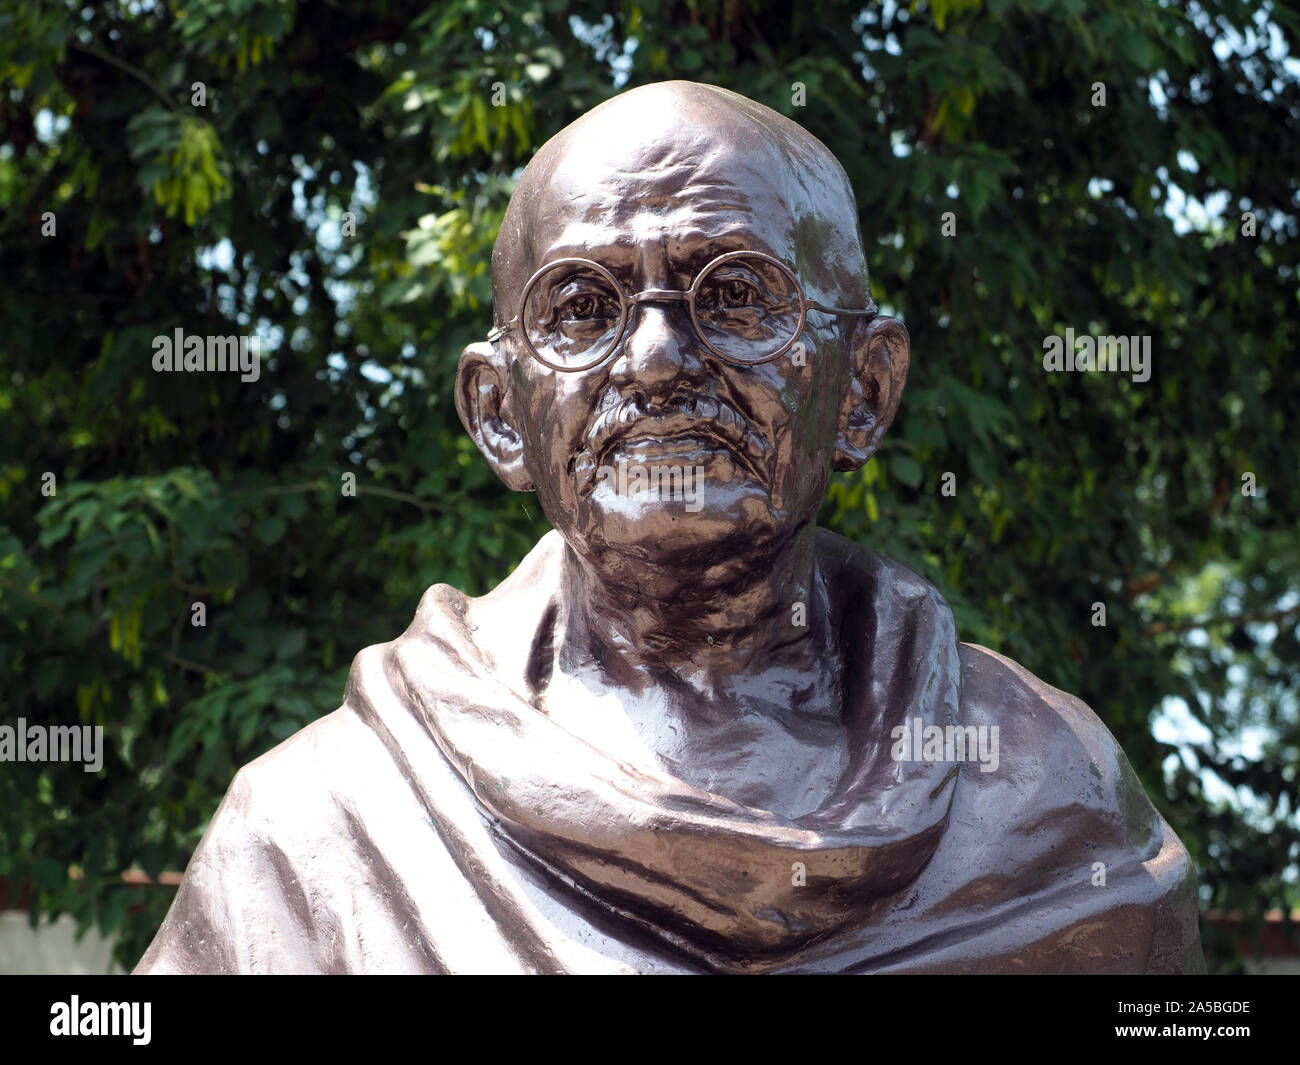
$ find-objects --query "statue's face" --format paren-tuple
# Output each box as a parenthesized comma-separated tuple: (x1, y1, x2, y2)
(502, 122, 851, 565)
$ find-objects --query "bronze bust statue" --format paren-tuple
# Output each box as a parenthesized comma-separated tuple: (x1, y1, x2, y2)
(136, 81, 1203, 974)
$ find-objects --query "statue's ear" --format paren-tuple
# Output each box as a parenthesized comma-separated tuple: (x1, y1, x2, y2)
(833, 315, 910, 472)
(454, 341, 536, 492)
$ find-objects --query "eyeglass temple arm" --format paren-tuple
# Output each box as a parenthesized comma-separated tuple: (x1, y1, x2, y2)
(806, 300, 878, 317)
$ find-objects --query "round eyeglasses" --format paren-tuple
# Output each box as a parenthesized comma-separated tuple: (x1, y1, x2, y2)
(487, 250, 877, 372)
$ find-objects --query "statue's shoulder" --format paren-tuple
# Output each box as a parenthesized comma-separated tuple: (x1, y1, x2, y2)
(214, 701, 382, 835)
(813, 527, 1144, 801)
(951, 642, 1203, 972)
(955, 639, 1166, 835)
(403, 530, 565, 640)
(956, 641, 1144, 801)
(813, 526, 953, 617)
(222, 531, 569, 818)
(812, 529, 1200, 968)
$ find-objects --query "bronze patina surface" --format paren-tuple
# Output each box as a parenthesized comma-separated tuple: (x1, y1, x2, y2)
(136, 81, 1203, 974)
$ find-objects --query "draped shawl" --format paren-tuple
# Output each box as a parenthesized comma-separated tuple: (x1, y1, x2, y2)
(136, 531, 1202, 974)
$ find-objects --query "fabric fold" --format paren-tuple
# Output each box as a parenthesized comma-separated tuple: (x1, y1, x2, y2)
(136, 530, 1203, 975)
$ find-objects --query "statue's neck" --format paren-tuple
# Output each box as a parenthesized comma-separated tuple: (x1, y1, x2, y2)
(554, 525, 834, 697)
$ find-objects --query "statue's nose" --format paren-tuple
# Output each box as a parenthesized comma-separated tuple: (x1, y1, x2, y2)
(610, 302, 707, 393)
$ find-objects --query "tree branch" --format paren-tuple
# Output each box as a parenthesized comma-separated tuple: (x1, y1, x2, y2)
(68, 43, 181, 114)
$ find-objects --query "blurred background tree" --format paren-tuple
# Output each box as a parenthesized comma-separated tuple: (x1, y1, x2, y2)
(0, 0, 1296, 971)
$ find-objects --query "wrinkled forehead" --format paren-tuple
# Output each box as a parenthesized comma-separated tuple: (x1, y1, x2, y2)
(527, 117, 799, 270)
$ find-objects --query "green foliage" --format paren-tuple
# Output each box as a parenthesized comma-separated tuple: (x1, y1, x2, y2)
(0, 0, 1296, 971)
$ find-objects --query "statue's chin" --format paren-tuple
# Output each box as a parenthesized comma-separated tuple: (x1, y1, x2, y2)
(576, 478, 787, 565)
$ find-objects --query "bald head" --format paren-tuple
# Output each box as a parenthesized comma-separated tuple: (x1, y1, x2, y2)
(491, 81, 875, 329)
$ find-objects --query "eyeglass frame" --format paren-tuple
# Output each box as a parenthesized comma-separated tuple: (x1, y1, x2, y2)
(486, 249, 878, 372)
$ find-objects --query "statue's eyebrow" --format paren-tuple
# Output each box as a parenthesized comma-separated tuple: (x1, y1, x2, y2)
(676, 235, 760, 269)
(538, 241, 637, 269)
(536, 231, 775, 281)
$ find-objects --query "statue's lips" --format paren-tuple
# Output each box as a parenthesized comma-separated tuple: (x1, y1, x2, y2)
(585, 399, 769, 487)
(601, 426, 766, 485)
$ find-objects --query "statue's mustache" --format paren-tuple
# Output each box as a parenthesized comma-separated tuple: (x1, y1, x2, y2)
(583, 393, 766, 479)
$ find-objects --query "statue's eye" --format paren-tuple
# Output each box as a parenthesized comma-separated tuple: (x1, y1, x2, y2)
(544, 274, 620, 326)
(700, 274, 763, 309)
(558, 293, 616, 321)
(721, 279, 755, 306)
